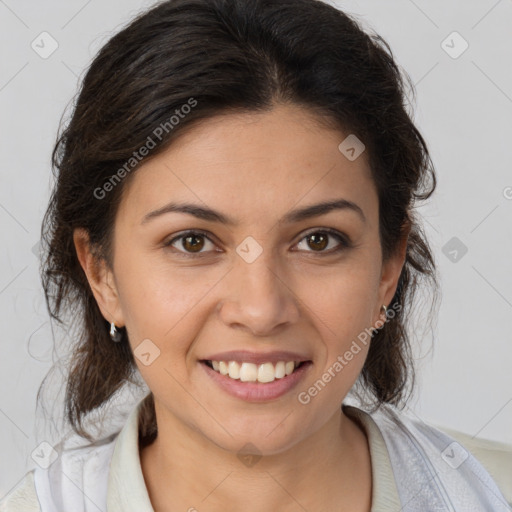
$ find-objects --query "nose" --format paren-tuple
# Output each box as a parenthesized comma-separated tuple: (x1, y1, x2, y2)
(217, 251, 300, 337)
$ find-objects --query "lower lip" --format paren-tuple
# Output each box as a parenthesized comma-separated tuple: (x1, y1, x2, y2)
(200, 361, 312, 402)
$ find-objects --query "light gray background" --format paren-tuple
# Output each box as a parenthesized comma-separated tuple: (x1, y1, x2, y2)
(1, 0, 511, 498)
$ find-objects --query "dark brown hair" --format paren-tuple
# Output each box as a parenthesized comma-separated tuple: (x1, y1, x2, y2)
(40, 0, 438, 445)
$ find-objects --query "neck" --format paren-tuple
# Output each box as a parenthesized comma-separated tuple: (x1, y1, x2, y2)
(139, 404, 372, 512)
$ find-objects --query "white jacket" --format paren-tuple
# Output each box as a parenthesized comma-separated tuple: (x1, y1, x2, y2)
(1, 397, 510, 511)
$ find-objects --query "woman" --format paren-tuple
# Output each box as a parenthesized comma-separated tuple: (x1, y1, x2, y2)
(1, 0, 508, 510)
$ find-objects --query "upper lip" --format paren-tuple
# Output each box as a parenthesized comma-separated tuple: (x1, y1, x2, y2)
(201, 350, 311, 365)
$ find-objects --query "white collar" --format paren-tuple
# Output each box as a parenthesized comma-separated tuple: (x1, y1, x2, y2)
(107, 397, 154, 512)
(34, 396, 509, 512)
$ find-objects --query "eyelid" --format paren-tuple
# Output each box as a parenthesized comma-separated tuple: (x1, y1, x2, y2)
(164, 229, 219, 254)
(164, 227, 351, 256)
(298, 227, 350, 245)
(293, 227, 352, 253)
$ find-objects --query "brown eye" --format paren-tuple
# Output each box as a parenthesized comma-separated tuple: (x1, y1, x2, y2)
(296, 229, 350, 254)
(181, 234, 205, 252)
(165, 231, 217, 255)
(306, 232, 329, 251)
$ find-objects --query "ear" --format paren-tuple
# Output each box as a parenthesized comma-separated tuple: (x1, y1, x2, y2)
(375, 220, 411, 321)
(73, 228, 124, 327)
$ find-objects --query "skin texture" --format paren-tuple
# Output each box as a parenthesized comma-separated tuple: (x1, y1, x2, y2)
(75, 103, 409, 511)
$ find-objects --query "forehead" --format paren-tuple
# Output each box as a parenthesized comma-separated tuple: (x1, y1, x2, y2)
(117, 103, 377, 227)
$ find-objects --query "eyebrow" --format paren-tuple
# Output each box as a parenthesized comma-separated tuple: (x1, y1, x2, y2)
(141, 198, 366, 225)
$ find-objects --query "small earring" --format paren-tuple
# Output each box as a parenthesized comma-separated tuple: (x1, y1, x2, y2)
(381, 304, 387, 317)
(110, 322, 123, 342)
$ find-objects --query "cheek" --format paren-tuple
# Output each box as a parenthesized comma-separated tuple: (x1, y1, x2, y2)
(114, 255, 219, 358)
(302, 255, 381, 387)
(308, 258, 381, 332)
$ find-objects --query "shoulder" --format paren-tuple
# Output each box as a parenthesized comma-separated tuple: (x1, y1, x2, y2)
(346, 402, 512, 510)
(1, 399, 143, 512)
(0, 470, 40, 512)
(431, 422, 512, 507)
(1, 433, 118, 512)
(40, 433, 118, 511)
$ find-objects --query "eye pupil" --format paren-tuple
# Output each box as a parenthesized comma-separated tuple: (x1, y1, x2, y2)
(183, 234, 204, 252)
(170, 230, 345, 256)
(307, 232, 328, 251)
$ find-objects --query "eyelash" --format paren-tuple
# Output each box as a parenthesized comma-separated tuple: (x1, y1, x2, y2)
(163, 228, 351, 258)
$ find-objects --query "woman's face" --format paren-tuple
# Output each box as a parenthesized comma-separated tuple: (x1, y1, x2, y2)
(84, 103, 405, 454)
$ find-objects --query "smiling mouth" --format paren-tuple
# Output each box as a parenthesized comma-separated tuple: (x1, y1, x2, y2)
(201, 360, 310, 383)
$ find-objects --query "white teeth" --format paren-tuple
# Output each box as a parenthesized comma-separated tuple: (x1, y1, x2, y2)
(239, 362, 258, 382)
(208, 360, 303, 383)
(228, 361, 240, 379)
(258, 362, 276, 383)
(275, 361, 285, 379)
(219, 361, 229, 375)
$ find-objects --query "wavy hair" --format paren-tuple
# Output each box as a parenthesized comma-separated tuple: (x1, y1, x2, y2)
(40, 0, 439, 445)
